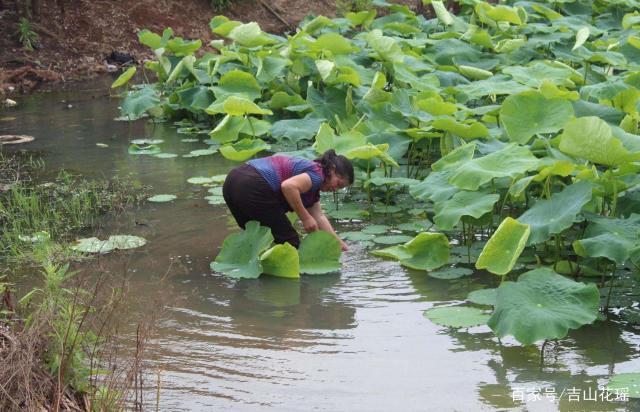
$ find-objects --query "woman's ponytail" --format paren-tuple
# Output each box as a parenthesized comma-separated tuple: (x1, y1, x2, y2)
(316, 149, 354, 184)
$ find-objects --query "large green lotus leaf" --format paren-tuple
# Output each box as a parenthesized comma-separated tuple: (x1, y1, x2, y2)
(105, 235, 147, 250)
(432, 118, 489, 139)
(260, 243, 300, 279)
(503, 61, 580, 88)
(362, 224, 391, 235)
(269, 92, 306, 110)
(342, 143, 399, 167)
(432, 143, 476, 172)
(270, 118, 324, 143)
(450, 144, 539, 190)
(219, 138, 270, 161)
(315, 124, 367, 154)
(211, 221, 274, 279)
(455, 75, 530, 100)
(424, 306, 490, 328)
(476, 217, 530, 276)
(340, 231, 375, 242)
(372, 235, 414, 245)
(213, 70, 262, 101)
(366, 29, 404, 63)
(227, 22, 277, 47)
(410, 170, 458, 203)
(209, 115, 247, 143)
(487, 268, 600, 345)
(306, 85, 348, 123)
(166, 38, 201, 57)
(371, 244, 412, 260)
(121, 86, 160, 119)
(434, 191, 500, 230)
(428, 266, 473, 280)
(518, 180, 593, 245)
(607, 373, 640, 398)
(500, 91, 574, 144)
(573, 233, 636, 265)
(299, 231, 341, 274)
(467, 288, 497, 306)
(559, 117, 632, 167)
(400, 232, 450, 271)
(255, 56, 291, 84)
(177, 86, 215, 111)
(223, 96, 273, 117)
(345, 10, 377, 27)
(308, 32, 358, 55)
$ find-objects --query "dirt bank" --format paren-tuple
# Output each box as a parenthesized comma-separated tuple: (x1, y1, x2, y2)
(0, 0, 419, 95)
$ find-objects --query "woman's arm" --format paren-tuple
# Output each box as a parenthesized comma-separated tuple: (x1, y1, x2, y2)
(308, 202, 349, 251)
(281, 174, 318, 232)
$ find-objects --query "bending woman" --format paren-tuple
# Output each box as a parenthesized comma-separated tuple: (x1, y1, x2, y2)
(222, 149, 354, 251)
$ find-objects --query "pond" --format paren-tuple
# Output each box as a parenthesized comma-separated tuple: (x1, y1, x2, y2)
(2, 79, 639, 411)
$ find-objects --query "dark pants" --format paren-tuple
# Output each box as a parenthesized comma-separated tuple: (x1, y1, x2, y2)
(222, 164, 300, 248)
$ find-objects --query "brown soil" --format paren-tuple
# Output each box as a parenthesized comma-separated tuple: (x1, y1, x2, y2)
(0, 0, 419, 95)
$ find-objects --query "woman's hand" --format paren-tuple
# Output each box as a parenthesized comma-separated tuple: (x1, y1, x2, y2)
(302, 216, 319, 233)
(340, 239, 349, 252)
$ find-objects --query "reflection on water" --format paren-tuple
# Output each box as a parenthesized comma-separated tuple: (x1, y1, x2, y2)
(2, 79, 640, 411)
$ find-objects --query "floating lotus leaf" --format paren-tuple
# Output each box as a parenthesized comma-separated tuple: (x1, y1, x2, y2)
(128, 144, 161, 155)
(148, 194, 177, 202)
(476, 217, 530, 276)
(131, 137, 163, 145)
(222, 96, 273, 116)
(410, 170, 458, 203)
(518, 180, 593, 245)
(362, 224, 390, 234)
(427, 266, 473, 280)
(340, 231, 375, 242)
(371, 245, 412, 260)
(500, 91, 574, 144)
(211, 221, 274, 279)
(467, 288, 497, 306)
(450, 143, 539, 190)
(111, 67, 137, 88)
(373, 235, 413, 245)
(397, 221, 432, 232)
(371, 204, 403, 214)
(424, 306, 490, 328)
(487, 268, 600, 345)
(226, 22, 276, 48)
(434, 191, 500, 230)
(153, 153, 178, 159)
(105, 235, 147, 250)
(559, 117, 632, 167)
(187, 176, 215, 185)
(71, 237, 113, 254)
(299, 231, 342, 274)
(183, 148, 217, 158)
(607, 373, 640, 398)
(326, 207, 368, 219)
(219, 138, 270, 161)
(260, 243, 300, 279)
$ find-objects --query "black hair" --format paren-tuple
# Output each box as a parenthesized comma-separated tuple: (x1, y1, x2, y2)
(315, 149, 354, 184)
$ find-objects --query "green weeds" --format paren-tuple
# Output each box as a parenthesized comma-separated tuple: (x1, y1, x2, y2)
(17, 18, 39, 51)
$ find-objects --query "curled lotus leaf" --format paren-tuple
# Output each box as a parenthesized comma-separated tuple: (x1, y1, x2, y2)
(211, 221, 274, 279)
(219, 138, 270, 161)
(424, 306, 490, 328)
(518, 180, 593, 245)
(212, 70, 262, 101)
(372, 232, 449, 271)
(432, 118, 489, 139)
(476, 217, 530, 276)
(222, 96, 273, 116)
(572, 214, 640, 264)
(260, 243, 300, 279)
(299, 231, 342, 274)
(488, 268, 600, 345)
(111, 67, 137, 88)
(500, 91, 574, 144)
(559, 117, 633, 167)
(226, 22, 277, 48)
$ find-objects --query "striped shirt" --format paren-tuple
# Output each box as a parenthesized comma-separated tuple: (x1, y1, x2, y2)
(247, 156, 324, 208)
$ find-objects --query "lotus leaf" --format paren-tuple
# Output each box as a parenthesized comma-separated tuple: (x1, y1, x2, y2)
(434, 191, 500, 230)
(306, 86, 348, 123)
(211, 221, 274, 279)
(559, 117, 632, 167)
(153, 153, 178, 159)
(432, 118, 489, 139)
(227, 22, 276, 48)
(518, 180, 593, 245)
(111, 67, 137, 88)
(476, 217, 530, 276)
(315, 125, 367, 155)
(366, 29, 404, 63)
(271, 118, 324, 143)
(573, 233, 637, 265)
(487, 268, 600, 345)
(121, 86, 160, 119)
(427, 266, 473, 280)
(410, 170, 458, 203)
(371, 245, 412, 260)
(209, 115, 247, 143)
(449, 143, 539, 191)
(458, 65, 493, 80)
(432, 143, 476, 172)
(362, 224, 390, 234)
(220, 138, 270, 161)
(128, 144, 161, 155)
(309, 33, 357, 55)
(269, 92, 306, 110)
(455, 75, 530, 100)
(467, 288, 497, 306)
(131, 139, 164, 145)
(183, 148, 217, 158)
(71, 237, 113, 254)
(106, 235, 147, 250)
(397, 221, 432, 232)
(424, 306, 490, 328)
(400, 232, 450, 271)
(373, 235, 413, 245)
(500, 91, 574, 144)
(503, 61, 580, 88)
(260, 243, 300, 279)
(148, 194, 177, 202)
(340, 231, 375, 242)
(607, 373, 640, 398)
(299, 231, 341, 274)
(223, 96, 273, 116)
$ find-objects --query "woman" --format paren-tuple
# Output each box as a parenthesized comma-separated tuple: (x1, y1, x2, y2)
(222, 149, 354, 251)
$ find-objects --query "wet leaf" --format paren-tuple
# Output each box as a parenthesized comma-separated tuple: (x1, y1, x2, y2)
(476, 217, 530, 276)
(148, 194, 177, 202)
(211, 221, 274, 279)
(424, 306, 490, 328)
(260, 243, 300, 279)
(219, 138, 270, 161)
(299, 231, 342, 274)
(427, 266, 473, 279)
(467, 288, 497, 306)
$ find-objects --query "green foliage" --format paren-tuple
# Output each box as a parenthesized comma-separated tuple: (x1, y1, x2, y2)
(210, 0, 232, 11)
(336, 0, 372, 16)
(17, 18, 38, 51)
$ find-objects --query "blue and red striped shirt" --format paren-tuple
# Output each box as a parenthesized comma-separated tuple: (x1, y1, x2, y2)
(247, 156, 324, 208)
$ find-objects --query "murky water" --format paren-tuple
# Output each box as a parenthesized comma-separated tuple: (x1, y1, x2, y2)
(3, 79, 640, 411)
